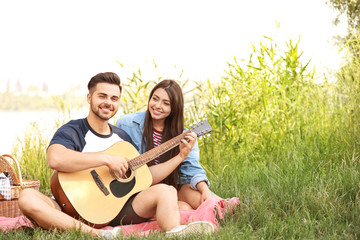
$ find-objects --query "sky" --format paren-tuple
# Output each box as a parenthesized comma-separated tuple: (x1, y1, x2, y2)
(0, 0, 348, 94)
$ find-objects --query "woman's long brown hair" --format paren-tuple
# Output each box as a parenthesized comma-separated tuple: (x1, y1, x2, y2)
(142, 80, 184, 189)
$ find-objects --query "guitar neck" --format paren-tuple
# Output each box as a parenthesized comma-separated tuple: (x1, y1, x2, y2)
(128, 130, 190, 170)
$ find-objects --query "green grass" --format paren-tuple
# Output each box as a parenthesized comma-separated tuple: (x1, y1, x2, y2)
(5, 34, 360, 239)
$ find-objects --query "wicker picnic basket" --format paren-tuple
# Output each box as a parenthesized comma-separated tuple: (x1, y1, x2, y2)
(0, 154, 40, 217)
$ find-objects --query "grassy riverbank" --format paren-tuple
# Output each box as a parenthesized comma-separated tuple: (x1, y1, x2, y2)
(5, 35, 360, 239)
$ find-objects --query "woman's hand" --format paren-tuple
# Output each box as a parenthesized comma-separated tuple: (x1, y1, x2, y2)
(200, 188, 214, 203)
(197, 181, 213, 203)
(178, 132, 197, 160)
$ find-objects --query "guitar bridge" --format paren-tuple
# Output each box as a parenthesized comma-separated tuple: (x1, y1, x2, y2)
(90, 170, 110, 196)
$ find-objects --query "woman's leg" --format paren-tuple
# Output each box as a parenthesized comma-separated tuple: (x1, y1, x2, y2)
(178, 184, 202, 209)
(178, 200, 194, 210)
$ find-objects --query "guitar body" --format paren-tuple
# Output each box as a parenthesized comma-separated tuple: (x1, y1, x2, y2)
(50, 141, 152, 228)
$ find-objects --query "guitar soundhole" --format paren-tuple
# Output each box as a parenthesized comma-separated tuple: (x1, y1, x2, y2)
(110, 169, 133, 180)
(109, 177, 136, 198)
(124, 169, 132, 178)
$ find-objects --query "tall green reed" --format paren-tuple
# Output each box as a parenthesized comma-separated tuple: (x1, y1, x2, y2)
(119, 66, 155, 115)
(117, 61, 196, 117)
(188, 35, 356, 167)
(336, 33, 360, 142)
(187, 34, 360, 238)
(12, 97, 71, 193)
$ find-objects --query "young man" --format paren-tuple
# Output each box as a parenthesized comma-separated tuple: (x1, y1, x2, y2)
(18, 72, 214, 238)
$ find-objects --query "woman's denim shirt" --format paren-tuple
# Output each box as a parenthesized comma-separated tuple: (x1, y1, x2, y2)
(115, 111, 210, 190)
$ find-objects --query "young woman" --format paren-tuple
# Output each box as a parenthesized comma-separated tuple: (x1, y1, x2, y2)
(116, 79, 213, 210)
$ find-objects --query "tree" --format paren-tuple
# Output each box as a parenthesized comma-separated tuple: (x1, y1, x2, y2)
(327, 0, 360, 33)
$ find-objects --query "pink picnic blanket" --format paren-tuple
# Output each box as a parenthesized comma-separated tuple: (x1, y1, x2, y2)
(0, 197, 240, 236)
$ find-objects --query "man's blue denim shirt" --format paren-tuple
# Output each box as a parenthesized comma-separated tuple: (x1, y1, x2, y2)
(115, 111, 210, 190)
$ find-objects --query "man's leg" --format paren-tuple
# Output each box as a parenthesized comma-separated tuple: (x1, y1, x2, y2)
(18, 189, 103, 237)
(131, 183, 180, 231)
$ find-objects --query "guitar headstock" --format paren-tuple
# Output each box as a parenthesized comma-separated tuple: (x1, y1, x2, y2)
(190, 120, 213, 138)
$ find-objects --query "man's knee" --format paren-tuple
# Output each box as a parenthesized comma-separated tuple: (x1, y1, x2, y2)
(18, 189, 42, 213)
(152, 183, 177, 196)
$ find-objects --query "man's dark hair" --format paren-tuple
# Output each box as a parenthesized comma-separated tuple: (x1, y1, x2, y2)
(87, 72, 122, 93)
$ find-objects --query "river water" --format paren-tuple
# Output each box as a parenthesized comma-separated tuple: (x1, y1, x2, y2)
(0, 109, 89, 154)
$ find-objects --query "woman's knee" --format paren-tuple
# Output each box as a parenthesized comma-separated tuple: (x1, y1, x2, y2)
(178, 184, 192, 195)
(178, 200, 194, 210)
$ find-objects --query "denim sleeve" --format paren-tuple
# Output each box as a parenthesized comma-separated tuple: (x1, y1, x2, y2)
(179, 140, 210, 190)
(115, 115, 143, 153)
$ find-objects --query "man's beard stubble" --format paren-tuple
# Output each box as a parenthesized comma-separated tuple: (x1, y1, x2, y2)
(90, 102, 117, 121)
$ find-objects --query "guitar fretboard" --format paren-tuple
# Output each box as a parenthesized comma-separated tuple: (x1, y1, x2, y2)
(128, 130, 191, 170)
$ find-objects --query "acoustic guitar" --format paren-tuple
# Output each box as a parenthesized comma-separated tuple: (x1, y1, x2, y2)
(50, 120, 212, 228)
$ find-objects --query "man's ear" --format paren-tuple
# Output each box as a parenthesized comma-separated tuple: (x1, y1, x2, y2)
(87, 93, 91, 104)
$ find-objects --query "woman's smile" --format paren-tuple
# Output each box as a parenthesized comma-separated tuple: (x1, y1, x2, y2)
(148, 88, 171, 121)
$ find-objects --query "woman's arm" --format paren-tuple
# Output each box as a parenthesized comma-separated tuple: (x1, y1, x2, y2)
(149, 132, 197, 184)
(196, 181, 213, 202)
(180, 141, 210, 190)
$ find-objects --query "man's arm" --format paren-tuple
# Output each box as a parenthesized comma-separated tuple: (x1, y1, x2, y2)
(47, 144, 129, 176)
